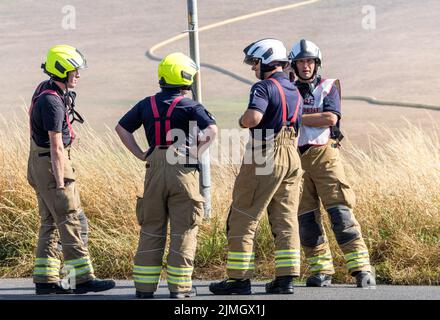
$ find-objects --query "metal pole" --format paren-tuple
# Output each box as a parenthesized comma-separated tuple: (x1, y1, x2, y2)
(187, 0, 211, 219)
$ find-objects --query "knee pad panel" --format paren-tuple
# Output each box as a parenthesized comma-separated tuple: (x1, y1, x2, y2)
(299, 211, 325, 247)
(327, 205, 359, 244)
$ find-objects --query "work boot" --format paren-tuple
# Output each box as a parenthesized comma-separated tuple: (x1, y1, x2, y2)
(306, 274, 332, 287)
(265, 276, 294, 294)
(209, 279, 251, 295)
(354, 271, 376, 288)
(35, 282, 73, 295)
(135, 291, 154, 299)
(72, 278, 116, 294)
(170, 288, 197, 299)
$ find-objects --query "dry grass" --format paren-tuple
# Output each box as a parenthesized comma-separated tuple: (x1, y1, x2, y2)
(1, 114, 439, 284)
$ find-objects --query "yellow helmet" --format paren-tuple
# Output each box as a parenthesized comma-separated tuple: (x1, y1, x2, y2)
(42, 45, 87, 80)
(158, 52, 198, 88)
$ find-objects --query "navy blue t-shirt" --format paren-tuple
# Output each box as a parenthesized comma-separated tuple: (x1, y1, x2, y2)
(118, 88, 216, 149)
(247, 72, 303, 139)
(30, 80, 73, 148)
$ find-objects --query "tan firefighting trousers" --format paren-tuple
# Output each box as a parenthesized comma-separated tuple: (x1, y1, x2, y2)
(133, 149, 204, 293)
(27, 140, 94, 284)
(298, 139, 371, 275)
(226, 129, 303, 279)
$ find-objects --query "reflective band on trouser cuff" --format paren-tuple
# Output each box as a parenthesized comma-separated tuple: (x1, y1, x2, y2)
(34, 258, 61, 277)
(344, 251, 370, 270)
(133, 265, 161, 284)
(275, 250, 300, 268)
(64, 257, 94, 276)
(166, 265, 193, 286)
(226, 251, 255, 271)
(306, 254, 333, 272)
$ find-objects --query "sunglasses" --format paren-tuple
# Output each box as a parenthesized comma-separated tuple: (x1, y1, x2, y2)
(244, 57, 260, 66)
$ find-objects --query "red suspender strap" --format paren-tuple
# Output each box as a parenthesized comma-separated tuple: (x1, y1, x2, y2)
(29, 87, 73, 140)
(150, 95, 161, 146)
(269, 78, 287, 125)
(165, 96, 184, 145)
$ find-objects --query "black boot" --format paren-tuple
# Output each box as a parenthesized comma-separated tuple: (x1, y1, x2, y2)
(306, 274, 332, 287)
(35, 282, 73, 295)
(209, 279, 251, 295)
(135, 291, 154, 299)
(170, 288, 197, 299)
(265, 276, 294, 294)
(72, 278, 116, 294)
(354, 271, 376, 288)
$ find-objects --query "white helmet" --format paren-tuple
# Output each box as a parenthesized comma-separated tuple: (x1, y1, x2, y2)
(243, 38, 289, 65)
(289, 39, 322, 80)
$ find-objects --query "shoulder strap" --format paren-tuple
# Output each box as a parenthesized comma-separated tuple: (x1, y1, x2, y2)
(165, 96, 184, 145)
(149, 95, 184, 146)
(268, 78, 300, 127)
(150, 95, 161, 146)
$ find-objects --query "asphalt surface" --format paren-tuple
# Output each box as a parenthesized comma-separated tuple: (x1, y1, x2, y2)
(0, 279, 439, 300)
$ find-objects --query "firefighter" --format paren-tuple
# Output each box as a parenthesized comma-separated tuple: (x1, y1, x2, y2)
(115, 52, 217, 299)
(28, 45, 115, 294)
(209, 38, 303, 295)
(289, 39, 375, 287)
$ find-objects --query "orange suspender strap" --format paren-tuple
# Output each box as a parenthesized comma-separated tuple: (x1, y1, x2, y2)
(150, 95, 184, 146)
(268, 78, 300, 127)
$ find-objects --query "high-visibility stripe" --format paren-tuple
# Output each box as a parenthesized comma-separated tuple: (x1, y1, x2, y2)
(275, 260, 300, 268)
(133, 265, 162, 274)
(167, 274, 192, 285)
(275, 250, 300, 255)
(65, 257, 91, 267)
(310, 262, 334, 272)
(345, 251, 369, 262)
(227, 252, 255, 260)
(75, 265, 94, 276)
(167, 265, 193, 273)
(167, 269, 193, 276)
(347, 259, 370, 270)
(33, 267, 60, 276)
(134, 275, 161, 284)
(34, 258, 61, 267)
(306, 254, 332, 265)
(226, 262, 255, 270)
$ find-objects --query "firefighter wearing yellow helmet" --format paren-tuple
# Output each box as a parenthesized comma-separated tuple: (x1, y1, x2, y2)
(28, 45, 115, 294)
(116, 52, 218, 299)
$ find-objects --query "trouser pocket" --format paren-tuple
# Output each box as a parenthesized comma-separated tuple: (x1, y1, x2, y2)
(135, 196, 144, 226)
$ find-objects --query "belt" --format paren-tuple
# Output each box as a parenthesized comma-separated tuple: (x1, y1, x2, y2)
(38, 152, 51, 157)
(145, 163, 199, 170)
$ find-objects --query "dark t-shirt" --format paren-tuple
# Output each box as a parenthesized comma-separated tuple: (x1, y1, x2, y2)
(118, 88, 216, 149)
(247, 72, 303, 139)
(30, 80, 72, 148)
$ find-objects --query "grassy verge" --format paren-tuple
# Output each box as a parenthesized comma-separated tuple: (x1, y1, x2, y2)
(1, 115, 439, 284)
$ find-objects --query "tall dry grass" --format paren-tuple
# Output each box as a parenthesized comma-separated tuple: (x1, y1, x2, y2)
(1, 114, 439, 284)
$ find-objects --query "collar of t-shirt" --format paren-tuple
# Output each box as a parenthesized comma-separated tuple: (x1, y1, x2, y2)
(160, 87, 183, 97)
(47, 79, 67, 98)
(268, 71, 289, 81)
(295, 75, 322, 96)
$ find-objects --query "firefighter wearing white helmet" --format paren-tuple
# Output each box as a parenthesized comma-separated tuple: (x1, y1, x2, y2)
(28, 45, 115, 294)
(289, 39, 375, 288)
(116, 52, 217, 299)
(210, 39, 303, 295)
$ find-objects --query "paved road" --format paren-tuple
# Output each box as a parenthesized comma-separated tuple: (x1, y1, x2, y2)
(0, 279, 439, 300)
